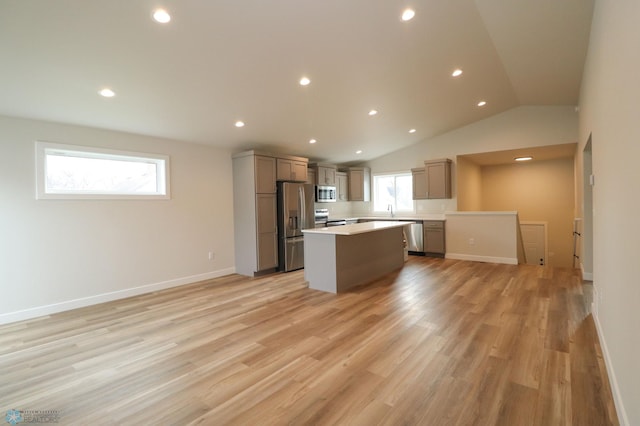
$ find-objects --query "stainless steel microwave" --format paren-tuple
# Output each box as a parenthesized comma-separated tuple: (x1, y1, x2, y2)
(315, 185, 337, 202)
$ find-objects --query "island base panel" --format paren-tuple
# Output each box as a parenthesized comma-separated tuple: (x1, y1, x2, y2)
(304, 227, 404, 293)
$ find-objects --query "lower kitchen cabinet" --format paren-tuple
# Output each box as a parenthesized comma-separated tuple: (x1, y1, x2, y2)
(424, 220, 445, 256)
(256, 193, 278, 270)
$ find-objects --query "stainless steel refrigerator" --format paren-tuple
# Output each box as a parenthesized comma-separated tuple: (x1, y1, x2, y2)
(277, 182, 315, 272)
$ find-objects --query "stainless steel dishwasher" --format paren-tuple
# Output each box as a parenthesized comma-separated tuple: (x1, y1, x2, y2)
(403, 221, 424, 254)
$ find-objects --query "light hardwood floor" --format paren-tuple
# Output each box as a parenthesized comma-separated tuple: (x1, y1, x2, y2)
(0, 257, 619, 425)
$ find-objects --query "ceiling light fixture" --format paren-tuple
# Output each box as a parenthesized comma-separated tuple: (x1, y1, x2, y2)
(99, 88, 115, 98)
(299, 77, 311, 86)
(401, 9, 415, 21)
(309, 139, 317, 144)
(515, 156, 533, 162)
(368, 109, 378, 116)
(452, 69, 463, 77)
(409, 129, 416, 134)
(477, 101, 487, 107)
(152, 9, 171, 23)
(234, 121, 245, 128)
(356, 150, 363, 154)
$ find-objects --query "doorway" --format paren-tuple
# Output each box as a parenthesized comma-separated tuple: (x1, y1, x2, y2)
(582, 136, 594, 280)
(520, 222, 547, 266)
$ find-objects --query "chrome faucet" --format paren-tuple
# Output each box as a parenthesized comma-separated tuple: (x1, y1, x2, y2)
(387, 204, 394, 217)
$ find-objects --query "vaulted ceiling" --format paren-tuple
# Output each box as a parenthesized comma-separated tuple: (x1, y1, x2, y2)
(0, 0, 594, 164)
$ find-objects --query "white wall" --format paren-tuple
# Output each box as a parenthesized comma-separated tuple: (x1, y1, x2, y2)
(444, 211, 519, 265)
(0, 116, 235, 323)
(356, 105, 578, 215)
(577, 0, 640, 423)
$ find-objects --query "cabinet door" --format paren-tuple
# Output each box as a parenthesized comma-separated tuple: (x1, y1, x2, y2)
(256, 193, 278, 270)
(307, 169, 316, 185)
(276, 158, 293, 181)
(255, 156, 276, 193)
(424, 221, 445, 254)
(292, 161, 308, 182)
(425, 160, 451, 199)
(318, 167, 336, 185)
(412, 168, 427, 200)
(336, 172, 348, 201)
(348, 170, 363, 201)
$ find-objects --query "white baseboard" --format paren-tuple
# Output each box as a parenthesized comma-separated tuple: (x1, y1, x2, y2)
(445, 253, 518, 265)
(0, 267, 236, 325)
(581, 262, 594, 281)
(592, 310, 630, 426)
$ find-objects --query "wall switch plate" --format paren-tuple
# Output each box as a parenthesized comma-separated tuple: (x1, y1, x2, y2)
(208, 252, 214, 261)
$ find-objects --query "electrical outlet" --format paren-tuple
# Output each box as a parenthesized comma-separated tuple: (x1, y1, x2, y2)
(468, 238, 475, 245)
(208, 251, 215, 261)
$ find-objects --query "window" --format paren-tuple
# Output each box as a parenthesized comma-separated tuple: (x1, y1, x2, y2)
(373, 172, 413, 213)
(36, 141, 170, 199)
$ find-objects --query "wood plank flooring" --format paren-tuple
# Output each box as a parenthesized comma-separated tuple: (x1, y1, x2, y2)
(0, 257, 619, 425)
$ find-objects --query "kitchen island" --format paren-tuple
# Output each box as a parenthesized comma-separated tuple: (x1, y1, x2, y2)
(302, 221, 412, 293)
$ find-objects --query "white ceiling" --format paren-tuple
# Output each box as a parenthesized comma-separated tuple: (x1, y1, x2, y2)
(0, 0, 594, 164)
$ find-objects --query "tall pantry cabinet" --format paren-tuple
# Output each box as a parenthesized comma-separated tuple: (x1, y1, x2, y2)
(232, 151, 278, 276)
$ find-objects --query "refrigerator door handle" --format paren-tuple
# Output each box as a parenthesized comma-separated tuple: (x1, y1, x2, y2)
(299, 187, 305, 231)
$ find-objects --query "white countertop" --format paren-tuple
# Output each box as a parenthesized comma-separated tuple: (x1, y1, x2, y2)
(356, 214, 446, 221)
(303, 220, 414, 236)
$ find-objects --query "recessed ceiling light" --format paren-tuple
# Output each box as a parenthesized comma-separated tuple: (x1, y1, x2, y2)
(368, 109, 378, 116)
(452, 69, 463, 77)
(409, 128, 416, 134)
(309, 139, 317, 144)
(235, 121, 245, 128)
(356, 150, 363, 154)
(401, 9, 415, 21)
(299, 77, 311, 86)
(152, 9, 171, 24)
(99, 88, 115, 98)
(515, 156, 533, 162)
(477, 101, 487, 107)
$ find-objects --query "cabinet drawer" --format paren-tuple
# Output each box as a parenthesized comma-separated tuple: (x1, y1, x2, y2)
(424, 221, 444, 229)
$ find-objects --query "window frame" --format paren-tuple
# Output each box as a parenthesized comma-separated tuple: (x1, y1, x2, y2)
(35, 141, 171, 200)
(372, 171, 415, 214)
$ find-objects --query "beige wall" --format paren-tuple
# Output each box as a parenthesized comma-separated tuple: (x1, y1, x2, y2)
(0, 116, 236, 323)
(456, 156, 483, 211)
(480, 158, 575, 267)
(575, 0, 640, 423)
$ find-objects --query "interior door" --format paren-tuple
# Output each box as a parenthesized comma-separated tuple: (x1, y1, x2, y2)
(520, 223, 546, 265)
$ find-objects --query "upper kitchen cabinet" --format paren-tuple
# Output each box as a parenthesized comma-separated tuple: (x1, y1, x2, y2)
(255, 155, 277, 194)
(411, 167, 427, 200)
(336, 171, 348, 201)
(424, 159, 452, 199)
(347, 167, 370, 201)
(310, 163, 337, 186)
(276, 156, 308, 182)
(306, 168, 316, 185)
